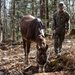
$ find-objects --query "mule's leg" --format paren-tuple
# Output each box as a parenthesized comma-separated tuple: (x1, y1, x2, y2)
(23, 38, 31, 64)
(27, 42, 31, 64)
(23, 39, 26, 55)
(22, 39, 28, 64)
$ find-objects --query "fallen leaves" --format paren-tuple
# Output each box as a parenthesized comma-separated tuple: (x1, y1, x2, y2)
(0, 36, 75, 74)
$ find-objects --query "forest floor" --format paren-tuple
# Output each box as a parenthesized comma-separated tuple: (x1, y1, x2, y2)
(0, 35, 75, 75)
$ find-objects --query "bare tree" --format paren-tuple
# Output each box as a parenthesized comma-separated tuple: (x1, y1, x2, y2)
(40, 0, 45, 20)
(12, 0, 15, 42)
(0, 0, 1, 42)
(46, 0, 49, 27)
(32, 0, 34, 15)
(0, 19, 2, 43)
(0, 0, 1, 18)
(2, 0, 7, 42)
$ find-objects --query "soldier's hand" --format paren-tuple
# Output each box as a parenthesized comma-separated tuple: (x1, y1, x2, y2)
(53, 30, 56, 34)
(65, 29, 68, 34)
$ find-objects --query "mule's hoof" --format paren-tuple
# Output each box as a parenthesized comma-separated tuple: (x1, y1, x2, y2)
(24, 60, 28, 65)
(39, 69, 43, 73)
(38, 65, 44, 73)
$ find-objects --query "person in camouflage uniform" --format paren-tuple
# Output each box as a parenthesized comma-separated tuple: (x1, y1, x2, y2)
(52, 2, 70, 55)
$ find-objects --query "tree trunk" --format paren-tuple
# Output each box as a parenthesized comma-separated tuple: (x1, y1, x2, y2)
(72, 0, 74, 13)
(65, 0, 68, 11)
(0, 19, 2, 43)
(40, 0, 46, 28)
(3, 0, 7, 42)
(24, 0, 27, 15)
(0, 0, 1, 43)
(12, 0, 15, 42)
(0, 0, 1, 19)
(40, 0, 42, 19)
(32, 0, 34, 16)
(35, 0, 37, 16)
(53, 0, 57, 13)
(69, 0, 71, 14)
(46, 0, 49, 27)
(40, 0, 45, 19)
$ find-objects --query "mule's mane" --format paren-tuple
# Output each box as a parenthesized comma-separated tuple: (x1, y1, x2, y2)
(34, 18, 44, 29)
(34, 18, 45, 37)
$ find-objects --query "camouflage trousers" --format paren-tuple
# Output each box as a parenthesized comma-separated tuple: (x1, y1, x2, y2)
(54, 33, 65, 54)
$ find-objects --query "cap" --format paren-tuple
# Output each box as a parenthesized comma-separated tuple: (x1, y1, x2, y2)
(58, 2, 65, 8)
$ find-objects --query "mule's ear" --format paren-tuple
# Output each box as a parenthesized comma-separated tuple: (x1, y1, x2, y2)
(46, 44, 48, 50)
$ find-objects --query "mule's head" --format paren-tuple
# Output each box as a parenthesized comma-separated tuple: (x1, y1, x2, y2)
(35, 18, 48, 65)
(37, 34, 48, 51)
(36, 20, 48, 51)
(36, 29, 48, 65)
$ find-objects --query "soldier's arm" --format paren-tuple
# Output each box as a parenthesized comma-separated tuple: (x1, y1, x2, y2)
(65, 12, 70, 31)
(52, 14, 56, 30)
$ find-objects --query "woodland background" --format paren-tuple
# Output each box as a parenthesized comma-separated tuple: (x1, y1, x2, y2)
(0, 0, 75, 42)
(0, 0, 75, 74)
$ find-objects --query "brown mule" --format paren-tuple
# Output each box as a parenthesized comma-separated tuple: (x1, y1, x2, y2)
(20, 15, 48, 67)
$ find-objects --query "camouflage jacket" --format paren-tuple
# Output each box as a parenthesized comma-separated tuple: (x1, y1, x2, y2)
(52, 10, 70, 33)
